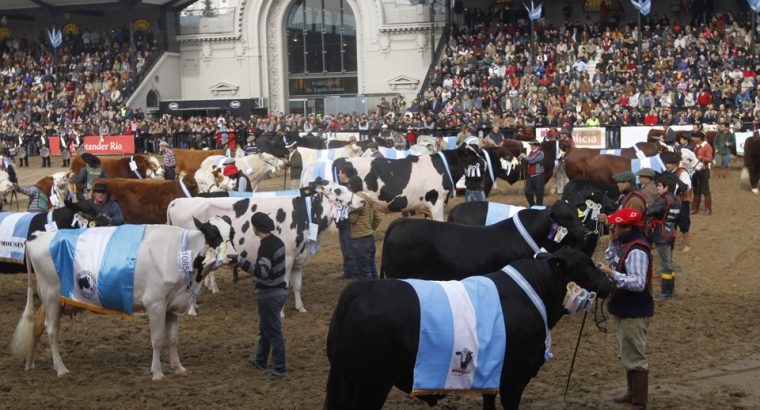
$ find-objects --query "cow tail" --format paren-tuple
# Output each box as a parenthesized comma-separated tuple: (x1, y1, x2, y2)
(379, 220, 399, 279)
(11, 250, 36, 358)
(326, 282, 363, 362)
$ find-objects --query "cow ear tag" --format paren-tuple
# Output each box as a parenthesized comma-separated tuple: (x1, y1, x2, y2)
(129, 160, 138, 171)
(88, 221, 97, 228)
(45, 221, 59, 232)
(553, 227, 568, 243)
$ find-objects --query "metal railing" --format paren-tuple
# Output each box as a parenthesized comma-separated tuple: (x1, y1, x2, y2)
(121, 49, 165, 105)
(179, 6, 237, 36)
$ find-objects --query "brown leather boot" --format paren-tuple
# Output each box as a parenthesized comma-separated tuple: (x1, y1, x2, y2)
(690, 195, 701, 214)
(630, 368, 649, 410)
(704, 196, 712, 216)
(613, 370, 633, 403)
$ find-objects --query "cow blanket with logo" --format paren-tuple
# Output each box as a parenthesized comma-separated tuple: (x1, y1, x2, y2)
(50, 225, 146, 319)
(0, 212, 36, 264)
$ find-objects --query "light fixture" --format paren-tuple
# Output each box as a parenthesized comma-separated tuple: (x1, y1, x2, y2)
(1, 16, 7, 25)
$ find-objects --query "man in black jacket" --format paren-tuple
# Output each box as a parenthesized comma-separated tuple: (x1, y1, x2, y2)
(236, 212, 288, 380)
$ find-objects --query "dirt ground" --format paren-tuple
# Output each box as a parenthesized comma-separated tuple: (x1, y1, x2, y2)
(0, 156, 759, 409)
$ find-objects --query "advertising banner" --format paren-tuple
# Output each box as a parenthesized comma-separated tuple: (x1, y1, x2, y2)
(50, 135, 135, 155)
(537, 127, 606, 148)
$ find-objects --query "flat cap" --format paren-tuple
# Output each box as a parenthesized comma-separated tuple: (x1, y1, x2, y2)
(635, 168, 656, 178)
(613, 171, 636, 183)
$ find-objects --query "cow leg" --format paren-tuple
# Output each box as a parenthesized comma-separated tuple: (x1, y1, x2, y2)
(325, 365, 356, 410)
(353, 381, 393, 410)
(232, 264, 239, 283)
(44, 300, 68, 377)
(26, 306, 48, 370)
(430, 205, 445, 222)
(166, 313, 187, 376)
(499, 382, 528, 410)
(291, 260, 307, 313)
(482, 394, 497, 410)
(148, 306, 168, 381)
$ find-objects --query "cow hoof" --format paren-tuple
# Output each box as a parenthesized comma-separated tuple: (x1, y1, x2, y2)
(752, 188, 759, 195)
(152, 373, 165, 381)
(56, 368, 69, 377)
(174, 367, 188, 376)
(297, 307, 308, 313)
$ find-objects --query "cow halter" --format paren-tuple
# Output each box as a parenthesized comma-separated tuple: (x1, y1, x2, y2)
(129, 156, 143, 179)
(513, 211, 541, 254)
(502, 265, 553, 361)
(178, 177, 192, 198)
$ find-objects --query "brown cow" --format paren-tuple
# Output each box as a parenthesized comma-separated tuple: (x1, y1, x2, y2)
(647, 129, 726, 155)
(70, 155, 157, 179)
(742, 135, 760, 194)
(174, 149, 226, 176)
(564, 142, 664, 180)
(91, 175, 199, 224)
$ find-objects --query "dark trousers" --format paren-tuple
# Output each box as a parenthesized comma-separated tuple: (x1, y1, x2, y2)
(525, 173, 545, 206)
(338, 222, 356, 278)
(41, 156, 51, 167)
(256, 294, 287, 375)
(692, 169, 711, 197)
(351, 235, 376, 280)
(677, 201, 691, 233)
(19, 157, 28, 167)
(164, 166, 176, 180)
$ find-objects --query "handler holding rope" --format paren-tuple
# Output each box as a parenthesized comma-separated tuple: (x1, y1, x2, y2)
(597, 208, 653, 410)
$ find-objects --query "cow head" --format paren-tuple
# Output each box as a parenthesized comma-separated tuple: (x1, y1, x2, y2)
(210, 165, 236, 192)
(260, 152, 285, 172)
(146, 155, 165, 179)
(0, 170, 14, 199)
(546, 200, 590, 248)
(62, 195, 106, 227)
(193, 215, 238, 267)
(545, 247, 613, 300)
(52, 171, 69, 191)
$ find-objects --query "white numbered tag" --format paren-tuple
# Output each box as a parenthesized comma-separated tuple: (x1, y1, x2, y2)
(177, 250, 192, 272)
(129, 160, 138, 171)
(308, 222, 319, 242)
(45, 222, 58, 232)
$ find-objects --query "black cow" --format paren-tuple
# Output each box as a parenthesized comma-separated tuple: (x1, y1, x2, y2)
(0, 197, 102, 274)
(381, 200, 588, 280)
(743, 135, 760, 194)
(326, 247, 613, 410)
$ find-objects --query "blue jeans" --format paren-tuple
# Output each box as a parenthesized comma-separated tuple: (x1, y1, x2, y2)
(465, 190, 486, 202)
(256, 294, 287, 375)
(338, 222, 356, 277)
(351, 235, 376, 280)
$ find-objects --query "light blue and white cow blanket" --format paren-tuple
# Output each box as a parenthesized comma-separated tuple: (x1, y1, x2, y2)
(0, 212, 36, 263)
(51, 225, 146, 319)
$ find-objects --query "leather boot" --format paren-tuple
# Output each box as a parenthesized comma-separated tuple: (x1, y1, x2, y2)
(656, 273, 674, 300)
(704, 196, 712, 215)
(682, 232, 692, 252)
(690, 195, 701, 214)
(630, 368, 649, 410)
(613, 370, 633, 403)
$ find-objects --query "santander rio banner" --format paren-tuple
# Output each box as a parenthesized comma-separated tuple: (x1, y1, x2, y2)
(49, 135, 136, 155)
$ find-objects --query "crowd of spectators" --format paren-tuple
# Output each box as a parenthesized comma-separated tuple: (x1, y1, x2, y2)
(2, 7, 760, 154)
(0, 27, 160, 154)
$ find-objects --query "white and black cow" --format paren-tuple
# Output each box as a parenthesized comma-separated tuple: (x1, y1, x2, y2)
(0, 199, 104, 274)
(325, 247, 613, 410)
(381, 200, 589, 280)
(166, 180, 363, 313)
(11, 217, 238, 380)
(328, 144, 501, 221)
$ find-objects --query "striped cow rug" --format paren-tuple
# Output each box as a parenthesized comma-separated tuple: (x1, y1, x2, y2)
(50, 225, 146, 319)
(0, 212, 36, 264)
(402, 276, 506, 396)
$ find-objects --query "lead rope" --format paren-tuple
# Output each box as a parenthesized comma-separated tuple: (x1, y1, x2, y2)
(502, 265, 553, 361)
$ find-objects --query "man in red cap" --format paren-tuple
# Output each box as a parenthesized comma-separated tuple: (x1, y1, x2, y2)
(597, 208, 653, 410)
(223, 164, 252, 192)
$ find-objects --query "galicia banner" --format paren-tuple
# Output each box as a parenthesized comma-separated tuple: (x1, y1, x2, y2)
(49, 135, 136, 155)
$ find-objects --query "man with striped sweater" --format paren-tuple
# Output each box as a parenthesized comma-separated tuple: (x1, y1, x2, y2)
(237, 212, 288, 380)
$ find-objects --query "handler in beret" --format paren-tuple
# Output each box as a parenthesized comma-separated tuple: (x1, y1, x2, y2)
(597, 208, 653, 409)
(235, 212, 287, 380)
(599, 171, 647, 224)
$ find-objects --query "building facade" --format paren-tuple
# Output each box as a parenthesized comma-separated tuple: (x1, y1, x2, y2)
(173, 0, 444, 115)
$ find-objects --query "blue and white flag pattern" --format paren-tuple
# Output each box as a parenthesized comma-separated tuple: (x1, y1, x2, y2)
(47, 27, 63, 49)
(378, 147, 410, 159)
(631, 0, 651, 16)
(403, 277, 506, 395)
(51, 225, 146, 319)
(631, 154, 665, 176)
(228, 189, 301, 198)
(749, 0, 760, 13)
(525, 1, 542, 21)
(0, 212, 36, 263)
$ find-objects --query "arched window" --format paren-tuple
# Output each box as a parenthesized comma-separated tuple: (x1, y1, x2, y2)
(286, 0, 357, 74)
(146, 90, 159, 108)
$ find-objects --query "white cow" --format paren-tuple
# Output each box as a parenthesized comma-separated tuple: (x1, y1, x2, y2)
(11, 218, 238, 381)
(49, 172, 73, 209)
(166, 180, 363, 313)
(195, 153, 284, 193)
(0, 170, 14, 199)
(146, 155, 165, 179)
